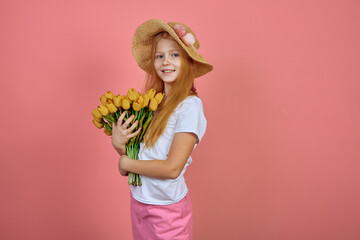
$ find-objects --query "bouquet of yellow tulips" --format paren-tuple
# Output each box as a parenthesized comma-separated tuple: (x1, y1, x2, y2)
(92, 88, 164, 186)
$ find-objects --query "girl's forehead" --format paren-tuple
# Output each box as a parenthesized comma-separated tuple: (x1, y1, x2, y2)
(156, 38, 179, 51)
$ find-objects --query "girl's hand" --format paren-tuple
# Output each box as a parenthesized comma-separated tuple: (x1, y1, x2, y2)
(111, 111, 141, 155)
(118, 155, 128, 176)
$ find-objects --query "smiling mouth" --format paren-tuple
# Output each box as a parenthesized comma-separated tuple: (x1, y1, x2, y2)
(162, 70, 175, 73)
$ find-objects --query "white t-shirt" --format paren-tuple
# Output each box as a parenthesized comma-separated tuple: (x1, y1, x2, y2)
(130, 95, 207, 205)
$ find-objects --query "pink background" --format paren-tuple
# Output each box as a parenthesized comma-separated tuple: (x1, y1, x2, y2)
(1, 0, 359, 239)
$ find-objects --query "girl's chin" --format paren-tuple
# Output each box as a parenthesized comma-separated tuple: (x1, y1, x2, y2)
(160, 77, 177, 83)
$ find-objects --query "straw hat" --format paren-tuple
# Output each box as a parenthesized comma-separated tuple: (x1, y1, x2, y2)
(132, 19, 213, 78)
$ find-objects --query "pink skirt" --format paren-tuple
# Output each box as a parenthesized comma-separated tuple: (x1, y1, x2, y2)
(130, 193, 193, 240)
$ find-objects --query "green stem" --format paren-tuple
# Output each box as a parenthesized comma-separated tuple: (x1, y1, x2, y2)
(126, 142, 141, 186)
(103, 116, 113, 124)
(138, 114, 153, 141)
(115, 111, 119, 122)
(103, 121, 112, 134)
(135, 113, 146, 143)
(107, 114, 116, 123)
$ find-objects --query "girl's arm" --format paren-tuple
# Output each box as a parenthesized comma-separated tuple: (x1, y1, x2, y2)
(118, 160, 128, 176)
(119, 132, 198, 179)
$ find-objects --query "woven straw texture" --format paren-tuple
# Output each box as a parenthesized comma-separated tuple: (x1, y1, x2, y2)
(132, 19, 213, 78)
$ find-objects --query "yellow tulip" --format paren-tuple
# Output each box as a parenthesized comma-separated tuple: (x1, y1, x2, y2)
(104, 129, 112, 136)
(127, 88, 139, 101)
(143, 94, 150, 107)
(92, 108, 102, 119)
(93, 115, 102, 123)
(105, 91, 114, 99)
(122, 98, 131, 110)
(106, 100, 118, 114)
(114, 95, 122, 108)
(137, 95, 144, 108)
(154, 92, 164, 104)
(100, 95, 107, 106)
(149, 98, 158, 111)
(146, 89, 156, 99)
(98, 105, 109, 116)
(93, 119, 103, 129)
(133, 100, 142, 111)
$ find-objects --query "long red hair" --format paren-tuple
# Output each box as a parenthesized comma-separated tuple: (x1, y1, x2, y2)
(143, 32, 197, 148)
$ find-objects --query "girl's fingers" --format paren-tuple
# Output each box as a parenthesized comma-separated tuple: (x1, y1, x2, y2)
(127, 120, 139, 132)
(118, 111, 127, 126)
(128, 127, 142, 139)
(122, 115, 135, 129)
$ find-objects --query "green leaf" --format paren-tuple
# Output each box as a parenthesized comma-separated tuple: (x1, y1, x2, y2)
(103, 122, 112, 134)
(103, 116, 112, 123)
(107, 114, 116, 123)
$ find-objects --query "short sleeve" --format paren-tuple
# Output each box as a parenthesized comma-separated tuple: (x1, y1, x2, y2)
(174, 96, 207, 144)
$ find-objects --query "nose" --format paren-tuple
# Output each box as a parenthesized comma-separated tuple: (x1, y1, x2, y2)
(162, 55, 170, 65)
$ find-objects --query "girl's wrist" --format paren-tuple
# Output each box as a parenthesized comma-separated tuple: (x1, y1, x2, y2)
(115, 145, 126, 155)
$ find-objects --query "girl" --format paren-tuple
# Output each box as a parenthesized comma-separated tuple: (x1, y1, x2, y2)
(111, 19, 213, 240)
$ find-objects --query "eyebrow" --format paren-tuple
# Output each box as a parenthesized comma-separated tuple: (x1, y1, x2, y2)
(155, 49, 179, 53)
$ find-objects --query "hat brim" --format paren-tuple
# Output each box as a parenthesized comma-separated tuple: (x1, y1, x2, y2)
(132, 19, 213, 78)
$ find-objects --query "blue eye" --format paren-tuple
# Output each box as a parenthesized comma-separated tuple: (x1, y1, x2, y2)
(172, 53, 180, 57)
(155, 55, 163, 59)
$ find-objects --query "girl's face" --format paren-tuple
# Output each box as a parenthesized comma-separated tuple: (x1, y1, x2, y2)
(154, 38, 181, 85)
